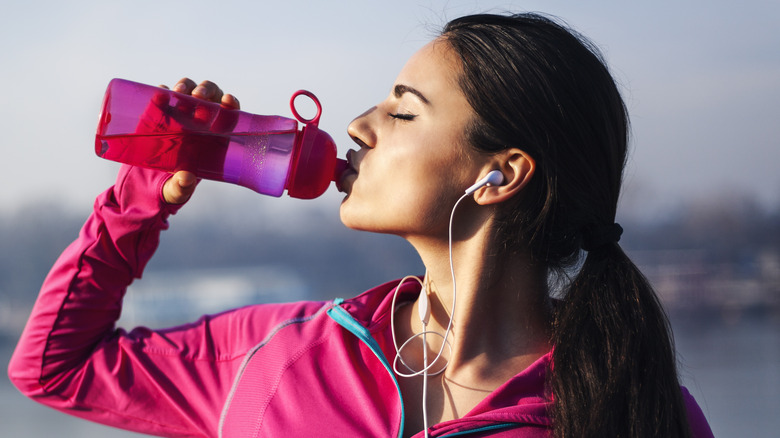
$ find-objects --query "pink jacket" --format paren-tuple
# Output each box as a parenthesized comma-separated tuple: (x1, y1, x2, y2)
(8, 166, 713, 437)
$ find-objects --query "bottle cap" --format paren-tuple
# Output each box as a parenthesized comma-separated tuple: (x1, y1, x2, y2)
(286, 90, 343, 199)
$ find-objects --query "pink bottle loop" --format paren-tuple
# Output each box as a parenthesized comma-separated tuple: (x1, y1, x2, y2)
(285, 89, 341, 199)
(289, 90, 322, 126)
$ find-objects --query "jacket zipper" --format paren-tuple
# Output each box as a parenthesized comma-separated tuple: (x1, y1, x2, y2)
(327, 301, 406, 438)
(328, 301, 520, 438)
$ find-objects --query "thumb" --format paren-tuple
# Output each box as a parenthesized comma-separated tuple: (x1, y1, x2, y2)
(163, 171, 199, 204)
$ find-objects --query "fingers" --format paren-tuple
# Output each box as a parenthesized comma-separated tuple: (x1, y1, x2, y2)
(222, 93, 241, 110)
(192, 80, 223, 103)
(164, 77, 238, 109)
(171, 78, 221, 102)
(172, 78, 198, 94)
(163, 170, 199, 204)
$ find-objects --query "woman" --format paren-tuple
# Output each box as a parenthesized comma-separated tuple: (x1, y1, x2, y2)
(9, 13, 713, 438)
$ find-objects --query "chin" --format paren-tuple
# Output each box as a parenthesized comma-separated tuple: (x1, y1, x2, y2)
(339, 205, 392, 235)
(338, 202, 362, 231)
(339, 211, 370, 232)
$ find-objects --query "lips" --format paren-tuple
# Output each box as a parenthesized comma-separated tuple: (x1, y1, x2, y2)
(337, 150, 360, 193)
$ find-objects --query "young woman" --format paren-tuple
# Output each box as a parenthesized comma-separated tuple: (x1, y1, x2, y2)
(9, 13, 713, 438)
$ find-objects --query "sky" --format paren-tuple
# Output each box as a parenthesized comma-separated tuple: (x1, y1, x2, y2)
(1, 0, 778, 223)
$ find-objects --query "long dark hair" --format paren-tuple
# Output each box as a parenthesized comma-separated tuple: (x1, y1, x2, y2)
(442, 13, 692, 438)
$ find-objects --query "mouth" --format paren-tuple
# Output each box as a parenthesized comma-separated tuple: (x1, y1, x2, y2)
(337, 150, 359, 193)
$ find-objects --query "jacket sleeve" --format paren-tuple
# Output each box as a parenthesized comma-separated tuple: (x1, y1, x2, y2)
(682, 386, 714, 438)
(7, 165, 265, 437)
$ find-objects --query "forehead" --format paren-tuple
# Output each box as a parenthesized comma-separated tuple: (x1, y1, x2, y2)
(394, 39, 464, 102)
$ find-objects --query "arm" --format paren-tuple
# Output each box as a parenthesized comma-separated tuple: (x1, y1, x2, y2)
(8, 79, 256, 436)
(9, 163, 326, 437)
(7, 165, 221, 436)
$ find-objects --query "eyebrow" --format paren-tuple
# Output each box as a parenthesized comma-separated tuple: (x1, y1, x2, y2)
(394, 84, 430, 105)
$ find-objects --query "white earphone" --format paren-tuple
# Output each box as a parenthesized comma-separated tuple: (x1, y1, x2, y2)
(391, 169, 505, 438)
(464, 170, 504, 195)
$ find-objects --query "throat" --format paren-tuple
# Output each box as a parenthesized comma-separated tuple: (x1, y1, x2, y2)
(397, 350, 549, 437)
(399, 372, 489, 438)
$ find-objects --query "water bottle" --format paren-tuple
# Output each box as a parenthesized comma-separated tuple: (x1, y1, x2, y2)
(95, 78, 347, 199)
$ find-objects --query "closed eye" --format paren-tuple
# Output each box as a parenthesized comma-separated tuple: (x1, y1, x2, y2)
(388, 112, 417, 121)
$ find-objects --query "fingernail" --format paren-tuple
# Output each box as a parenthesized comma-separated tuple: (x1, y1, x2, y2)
(193, 86, 207, 97)
(173, 83, 186, 93)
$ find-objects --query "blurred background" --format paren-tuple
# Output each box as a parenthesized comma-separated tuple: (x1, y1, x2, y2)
(1, 0, 778, 436)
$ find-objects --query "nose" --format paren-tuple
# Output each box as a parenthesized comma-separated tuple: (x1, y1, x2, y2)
(347, 106, 377, 149)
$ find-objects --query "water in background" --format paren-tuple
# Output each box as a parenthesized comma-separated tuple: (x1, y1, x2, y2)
(672, 311, 779, 437)
(2, 303, 778, 436)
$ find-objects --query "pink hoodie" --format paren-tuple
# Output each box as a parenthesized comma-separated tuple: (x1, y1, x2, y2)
(8, 166, 713, 437)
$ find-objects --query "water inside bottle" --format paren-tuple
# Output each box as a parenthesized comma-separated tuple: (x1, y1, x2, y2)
(97, 85, 301, 196)
(97, 129, 298, 196)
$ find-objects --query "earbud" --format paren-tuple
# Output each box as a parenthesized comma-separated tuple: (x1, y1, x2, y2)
(464, 170, 504, 195)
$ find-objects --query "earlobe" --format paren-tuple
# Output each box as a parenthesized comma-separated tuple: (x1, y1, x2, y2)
(473, 149, 535, 205)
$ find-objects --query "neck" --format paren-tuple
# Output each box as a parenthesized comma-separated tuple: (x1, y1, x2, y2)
(400, 221, 553, 384)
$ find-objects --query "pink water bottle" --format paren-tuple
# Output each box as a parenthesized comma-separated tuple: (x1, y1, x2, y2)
(95, 78, 347, 199)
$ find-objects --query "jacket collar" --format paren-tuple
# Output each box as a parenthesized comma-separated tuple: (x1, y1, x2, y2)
(337, 278, 553, 434)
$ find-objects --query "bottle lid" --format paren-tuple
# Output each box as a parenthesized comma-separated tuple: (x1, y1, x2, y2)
(286, 90, 344, 199)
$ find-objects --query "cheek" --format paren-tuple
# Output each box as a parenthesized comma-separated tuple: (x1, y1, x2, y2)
(338, 165, 440, 233)
(337, 162, 398, 230)
(339, 130, 473, 233)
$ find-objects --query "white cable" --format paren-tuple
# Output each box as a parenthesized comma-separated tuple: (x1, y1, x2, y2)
(422, 328, 429, 437)
(390, 275, 426, 375)
(389, 191, 472, 436)
(390, 192, 469, 376)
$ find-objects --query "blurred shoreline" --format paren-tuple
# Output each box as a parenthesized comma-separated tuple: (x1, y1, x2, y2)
(3, 309, 777, 437)
(2, 194, 779, 436)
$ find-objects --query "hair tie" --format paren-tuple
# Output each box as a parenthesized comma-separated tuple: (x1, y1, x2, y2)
(581, 223, 623, 251)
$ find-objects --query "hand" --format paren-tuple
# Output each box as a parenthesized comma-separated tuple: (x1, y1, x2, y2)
(166, 78, 241, 110)
(160, 78, 241, 204)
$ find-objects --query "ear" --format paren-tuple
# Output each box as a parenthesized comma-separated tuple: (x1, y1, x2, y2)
(473, 148, 536, 205)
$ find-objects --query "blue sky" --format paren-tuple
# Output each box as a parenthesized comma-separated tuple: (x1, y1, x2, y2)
(1, 0, 778, 222)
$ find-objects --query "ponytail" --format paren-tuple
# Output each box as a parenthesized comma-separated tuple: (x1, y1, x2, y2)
(442, 12, 695, 438)
(551, 244, 693, 438)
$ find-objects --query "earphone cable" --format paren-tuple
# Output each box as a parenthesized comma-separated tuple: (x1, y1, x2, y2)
(390, 192, 468, 377)
(389, 191, 471, 438)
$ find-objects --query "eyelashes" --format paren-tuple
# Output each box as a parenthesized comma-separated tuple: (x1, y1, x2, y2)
(387, 112, 418, 121)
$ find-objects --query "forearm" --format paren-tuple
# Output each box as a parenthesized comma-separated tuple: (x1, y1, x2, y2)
(7, 164, 311, 437)
(8, 165, 179, 395)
